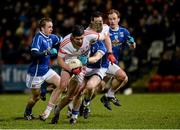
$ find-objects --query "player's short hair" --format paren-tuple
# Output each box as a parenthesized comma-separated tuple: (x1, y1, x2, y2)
(90, 11, 104, 21)
(108, 9, 121, 18)
(38, 17, 52, 30)
(72, 25, 84, 37)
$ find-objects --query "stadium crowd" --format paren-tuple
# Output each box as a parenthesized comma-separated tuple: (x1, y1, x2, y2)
(0, 0, 179, 84)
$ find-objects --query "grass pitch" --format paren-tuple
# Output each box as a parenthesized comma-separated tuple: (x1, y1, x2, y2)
(0, 93, 180, 129)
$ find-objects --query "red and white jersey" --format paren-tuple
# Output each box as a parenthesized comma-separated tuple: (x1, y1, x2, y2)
(101, 24, 110, 36)
(58, 31, 104, 62)
(86, 24, 110, 38)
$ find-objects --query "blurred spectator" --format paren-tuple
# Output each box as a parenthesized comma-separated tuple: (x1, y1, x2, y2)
(157, 50, 173, 76)
(172, 46, 180, 76)
(0, 0, 179, 84)
(1, 30, 18, 64)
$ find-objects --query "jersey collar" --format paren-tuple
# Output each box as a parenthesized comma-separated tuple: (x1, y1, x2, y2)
(110, 26, 119, 31)
(39, 31, 49, 38)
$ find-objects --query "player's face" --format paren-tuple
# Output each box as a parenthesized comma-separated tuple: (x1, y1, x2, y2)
(108, 13, 120, 29)
(71, 35, 84, 49)
(92, 17, 103, 32)
(93, 17, 103, 24)
(42, 21, 53, 36)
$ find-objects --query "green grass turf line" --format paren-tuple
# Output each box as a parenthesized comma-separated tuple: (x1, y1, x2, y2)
(0, 93, 180, 129)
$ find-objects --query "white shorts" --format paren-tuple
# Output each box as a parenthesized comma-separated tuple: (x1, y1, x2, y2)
(106, 63, 121, 76)
(85, 67, 108, 80)
(26, 68, 57, 89)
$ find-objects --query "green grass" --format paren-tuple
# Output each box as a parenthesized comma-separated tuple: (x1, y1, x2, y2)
(0, 93, 180, 129)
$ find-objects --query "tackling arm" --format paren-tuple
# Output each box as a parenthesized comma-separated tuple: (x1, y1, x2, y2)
(104, 35, 113, 53)
(88, 51, 104, 64)
(31, 50, 47, 59)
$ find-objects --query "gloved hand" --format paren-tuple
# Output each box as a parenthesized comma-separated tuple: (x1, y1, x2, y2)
(127, 36, 135, 45)
(107, 52, 116, 64)
(48, 48, 57, 56)
(78, 55, 88, 65)
(44, 48, 57, 56)
(71, 67, 82, 75)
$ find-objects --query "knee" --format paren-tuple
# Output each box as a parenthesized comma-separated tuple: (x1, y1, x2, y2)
(55, 78, 61, 88)
(60, 81, 68, 91)
(124, 75, 128, 84)
(116, 70, 128, 82)
(86, 81, 96, 90)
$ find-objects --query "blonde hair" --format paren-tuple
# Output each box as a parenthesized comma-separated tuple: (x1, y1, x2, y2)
(38, 17, 52, 31)
(108, 9, 121, 18)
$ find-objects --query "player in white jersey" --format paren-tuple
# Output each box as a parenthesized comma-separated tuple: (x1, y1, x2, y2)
(87, 12, 116, 65)
(69, 10, 135, 121)
(69, 41, 108, 124)
(39, 21, 107, 121)
(49, 24, 109, 124)
(66, 11, 116, 124)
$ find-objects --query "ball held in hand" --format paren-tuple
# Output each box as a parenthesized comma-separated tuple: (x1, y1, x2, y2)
(67, 58, 83, 69)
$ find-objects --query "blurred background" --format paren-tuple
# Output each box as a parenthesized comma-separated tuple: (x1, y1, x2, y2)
(0, 0, 179, 93)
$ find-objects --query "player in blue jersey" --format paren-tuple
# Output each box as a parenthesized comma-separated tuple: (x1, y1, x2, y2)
(24, 17, 62, 120)
(100, 9, 136, 110)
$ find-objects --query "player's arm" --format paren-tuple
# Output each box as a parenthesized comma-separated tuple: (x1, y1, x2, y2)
(124, 29, 136, 49)
(31, 48, 58, 59)
(85, 29, 111, 52)
(51, 35, 63, 50)
(104, 34, 113, 53)
(103, 34, 116, 64)
(78, 51, 104, 65)
(31, 35, 46, 59)
(31, 49, 47, 59)
(88, 51, 104, 64)
(79, 41, 106, 64)
(31, 35, 58, 59)
(58, 49, 81, 75)
(51, 35, 63, 58)
(57, 49, 71, 72)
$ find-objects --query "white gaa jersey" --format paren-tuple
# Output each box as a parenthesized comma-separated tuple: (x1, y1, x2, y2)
(101, 24, 110, 36)
(86, 24, 110, 39)
(58, 30, 105, 62)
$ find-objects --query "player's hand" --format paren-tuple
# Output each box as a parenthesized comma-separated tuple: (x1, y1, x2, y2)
(127, 36, 135, 45)
(78, 55, 88, 65)
(108, 52, 116, 64)
(71, 67, 82, 75)
(48, 48, 57, 56)
(44, 48, 57, 56)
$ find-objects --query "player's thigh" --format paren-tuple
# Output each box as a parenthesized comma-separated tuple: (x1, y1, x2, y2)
(66, 77, 80, 97)
(46, 73, 60, 87)
(86, 75, 101, 90)
(26, 74, 43, 89)
(107, 63, 127, 80)
(115, 67, 127, 80)
(60, 70, 71, 89)
(106, 63, 120, 75)
(43, 69, 60, 85)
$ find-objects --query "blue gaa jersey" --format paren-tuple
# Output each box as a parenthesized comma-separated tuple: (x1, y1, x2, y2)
(87, 40, 107, 68)
(28, 31, 62, 76)
(109, 26, 130, 64)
